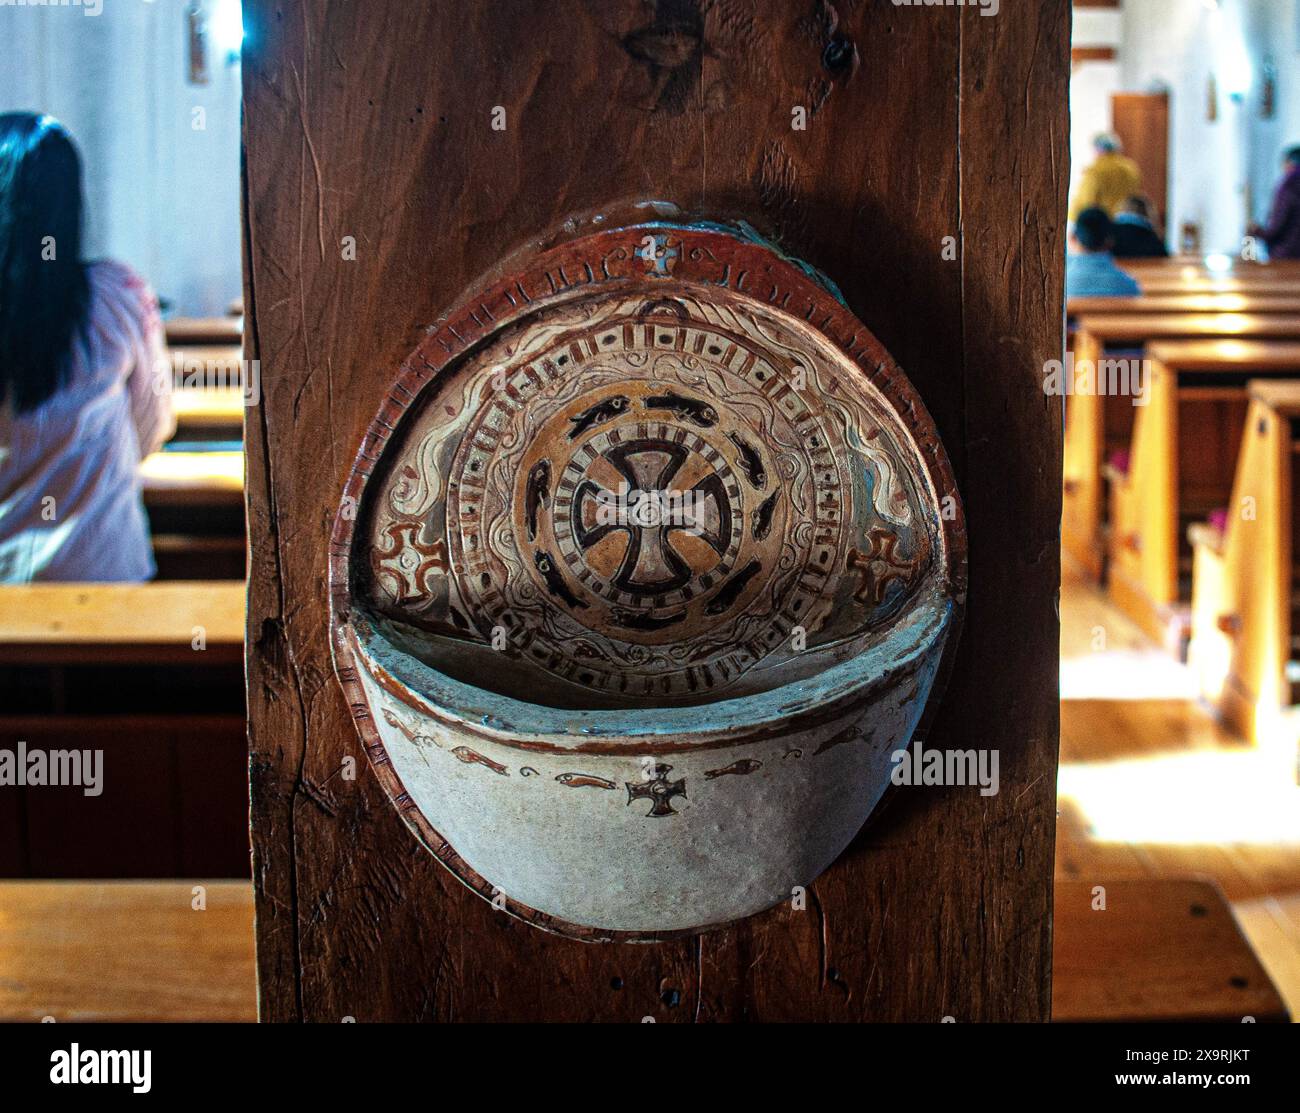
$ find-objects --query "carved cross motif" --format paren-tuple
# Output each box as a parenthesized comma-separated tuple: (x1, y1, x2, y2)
(640, 233, 679, 277)
(846, 526, 921, 606)
(574, 439, 730, 596)
(626, 762, 686, 817)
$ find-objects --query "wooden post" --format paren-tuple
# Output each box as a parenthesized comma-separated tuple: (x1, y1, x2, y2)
(243, 0, 1067, 1022)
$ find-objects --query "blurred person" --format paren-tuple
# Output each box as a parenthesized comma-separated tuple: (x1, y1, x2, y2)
(1066, 207, 1140, 298)
(1249, 145, 1300, 260)
(1111, 195, 1168, 259)
(1069, 132, 1142, 222)
(0, 113, 173, 583)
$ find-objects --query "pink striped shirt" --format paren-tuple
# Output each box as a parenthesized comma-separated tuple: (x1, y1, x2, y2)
(0, 260, 174, 582)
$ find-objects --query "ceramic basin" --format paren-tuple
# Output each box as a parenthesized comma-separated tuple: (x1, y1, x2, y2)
(329, 219, 966, 940)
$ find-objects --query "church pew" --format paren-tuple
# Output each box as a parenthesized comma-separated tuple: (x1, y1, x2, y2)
(172, 385, 244, 440)
(0, 881, 255, 1021)
(164, 316, 243, 345)
(1107, 341, 1300, 646)
(158, 352, 246, 576)
(0, 583, 248, 878)
(0, 582, 243, 665)
(1119, 257, 1300, 273)
(2, 877, 1284, 1022)
(1188, 379, 1300, 755)
(141, 451, 245, 579)
(1062, 314, 1300, 580)
(169, 343, 243, 376)
(1069, 293, 1300, 317)
(1052, 878, 1289, 1023)
(1135, 276, 1300, 296)
(140, 450, 243, 510)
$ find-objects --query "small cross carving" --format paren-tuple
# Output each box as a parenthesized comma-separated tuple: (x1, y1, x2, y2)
(626, 763, 686, 817)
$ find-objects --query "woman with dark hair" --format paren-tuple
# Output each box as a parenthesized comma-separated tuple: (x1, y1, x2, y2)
(0, 113, 172, 582)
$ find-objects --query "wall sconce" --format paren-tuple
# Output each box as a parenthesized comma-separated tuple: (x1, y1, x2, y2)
(186, 2, 209, 86)
(1260, 59, 1276, 120)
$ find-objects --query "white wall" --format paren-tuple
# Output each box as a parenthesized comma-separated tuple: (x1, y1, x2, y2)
(0, 0, 242, 316)
(1069, 7, 1125, 208)
(1072, 0, 1300, 255)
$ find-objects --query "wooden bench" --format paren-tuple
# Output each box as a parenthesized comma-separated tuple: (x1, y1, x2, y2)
(1106, 341, 1300, 648)
(0, 878, 1283, 1022)
(0, 585, 248, 877)
(0, 582, 244, 665)
(1069, 293, 1300, 317)
(1052, 878, 1289, 1022)
(1135, 277, 1300, 296)
(172, 386, 244, 440)
(141, 444, 245, 579)
(0, 882, 255, 1022)
(140, 450, 244, 510)
(1188, 379, 1300, 755)
(1062, 314, 1300, 581)
(164, 317, 243, 346)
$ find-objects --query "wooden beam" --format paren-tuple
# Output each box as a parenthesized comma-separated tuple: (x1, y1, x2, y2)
(243, 0, 1066, 1022)
(1072, 46, 1116, 64)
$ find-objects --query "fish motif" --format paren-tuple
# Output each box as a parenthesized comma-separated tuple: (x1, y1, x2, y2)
(703, 759, 763, 780)
(814, 727, 858, 757)
(611, 608, 686, 632)
(568, 396, 629, 439)
(751, 490, 780, 540)
(382, 707, 440, 749)
(727, 433, 766, 489)
(534, 551, 587, 609)
(644, 389, 718, 428)
(451, 746, 509, 775)
(555, 772, 618, 790)
(705, 559, 762, 615)
(525, 460, 550, 541)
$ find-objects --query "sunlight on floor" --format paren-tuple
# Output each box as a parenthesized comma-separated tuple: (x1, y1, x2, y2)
(1058, 564, 1300, 1019)
(1060, 647, 1199, 701)
(1059, 748, 1300, 844)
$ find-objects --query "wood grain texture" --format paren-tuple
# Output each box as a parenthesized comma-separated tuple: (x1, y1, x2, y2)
(1052, 879, 1288, 1023)
(0, 583, 244, 665)
(243, 0, 1066, 1021)
(0, 882, 255, 1022)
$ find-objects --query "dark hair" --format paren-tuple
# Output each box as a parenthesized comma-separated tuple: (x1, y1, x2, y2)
(1121, 195, 1151, 220)
(1286, 145, 1300, 166)
(0, 113, 90, 414)
(1074, 207, 1113, 252)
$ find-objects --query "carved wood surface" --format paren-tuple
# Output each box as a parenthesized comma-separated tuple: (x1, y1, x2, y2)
(244, 0, 1067, 1021)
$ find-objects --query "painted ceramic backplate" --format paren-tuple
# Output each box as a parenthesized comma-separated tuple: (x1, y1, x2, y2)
(329, 220, 966, 940)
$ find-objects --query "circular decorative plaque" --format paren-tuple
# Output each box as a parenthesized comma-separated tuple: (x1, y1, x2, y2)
(330, 218, 966, 940)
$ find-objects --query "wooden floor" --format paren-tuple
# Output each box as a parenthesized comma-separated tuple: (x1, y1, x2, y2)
(1058, 563, 1300, 1020)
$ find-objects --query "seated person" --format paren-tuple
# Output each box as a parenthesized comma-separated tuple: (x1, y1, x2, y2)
(1069, 133, 1142, 221)
(1066, 208, 1141, 299)
(0, 113, 173, 583)
(1249, 145, 1300, 260)
(1111, 195, 1168, 259)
